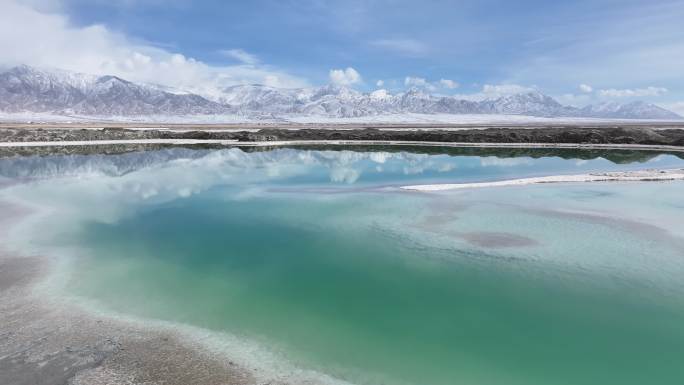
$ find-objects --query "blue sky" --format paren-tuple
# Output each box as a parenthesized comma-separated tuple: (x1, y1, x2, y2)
(3, 0, 684, 111)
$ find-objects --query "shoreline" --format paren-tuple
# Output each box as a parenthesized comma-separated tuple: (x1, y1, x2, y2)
(0, 199, 345, 385)
(3, 125, 684, 150)
(1, 138, 684, 154)
(400, 168, 684, 191)
(0, 138, 240, 147)
(0, 200, 255, 385)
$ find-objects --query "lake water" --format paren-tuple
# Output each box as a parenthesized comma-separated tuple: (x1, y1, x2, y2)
(3, 145, 684, 385)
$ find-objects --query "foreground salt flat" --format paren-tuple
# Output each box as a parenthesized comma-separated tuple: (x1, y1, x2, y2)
(0, 195, 351, 385)
(401, 169, 684, 191)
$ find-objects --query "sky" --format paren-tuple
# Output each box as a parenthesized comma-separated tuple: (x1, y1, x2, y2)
(2, 0, 684, 113)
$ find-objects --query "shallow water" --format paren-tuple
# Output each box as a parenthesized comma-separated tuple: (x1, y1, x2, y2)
(3, 146, 684, 385)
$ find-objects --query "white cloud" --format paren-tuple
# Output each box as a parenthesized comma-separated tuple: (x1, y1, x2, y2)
(482, 84, 534, 95)
(403, 77, 432, 91)
(0, 0, 309, 99)
(439, 79, 459, 89)
(482, 84, 536, 96)
(451, 84, 536, 101)
(598, 87, 668, 98)
(376, 80, 384, 87)
(218, 48, 259, 65)
(369, 38, 428, 57)
(329, 67, 362, 86)
(404, 77, 460, 92)
(404, 76, 428, 87)
(579, 84, 593, 93)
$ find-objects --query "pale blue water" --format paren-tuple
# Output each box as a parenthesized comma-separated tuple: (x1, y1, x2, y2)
(2, 146, 684, 385)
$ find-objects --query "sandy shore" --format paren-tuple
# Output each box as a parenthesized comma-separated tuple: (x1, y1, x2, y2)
(0, 201, 339, 385)
(0, 203, 255, 385)
(400, 169, 684, 191)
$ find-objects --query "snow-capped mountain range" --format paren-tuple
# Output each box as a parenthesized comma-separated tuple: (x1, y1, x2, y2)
(0, 65, 681, 120)
(0, 65, 227, 116)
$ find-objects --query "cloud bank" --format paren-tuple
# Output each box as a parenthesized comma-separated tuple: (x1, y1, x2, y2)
(218, 49, 260, 65)
(598, 87, 668, 98)
(329, 67, 362, 86)
(579, 84, 593, 93)
(0, 0, 679, 107)
(404, 76, 459, 92)
(0, 0, 309, 98)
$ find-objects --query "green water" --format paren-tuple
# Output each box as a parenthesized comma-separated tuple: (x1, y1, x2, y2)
(4, 146, 684, 385)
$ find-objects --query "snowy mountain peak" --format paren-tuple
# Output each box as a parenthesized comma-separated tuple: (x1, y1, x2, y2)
(313, 84, 362, 99)
(0, 65, 229, 115)
(96, 75, 129, 84)
(369, 89, 390, 100)
(0, 65, 681, 120)
(403, 87, 431, 97)
(581, 100, 680, 120)
(3, 65, 99, 93)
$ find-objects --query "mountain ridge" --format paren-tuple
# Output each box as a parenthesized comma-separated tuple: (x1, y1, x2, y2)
(0, 65, 230, 116)
(0, 65, 680, 120)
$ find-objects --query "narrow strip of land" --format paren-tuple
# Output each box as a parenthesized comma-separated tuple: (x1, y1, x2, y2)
(2, 139, 684, 154)
(2, 125, 684, 149)
(0, 139, 240, 147)
(400, 169, 684, 191)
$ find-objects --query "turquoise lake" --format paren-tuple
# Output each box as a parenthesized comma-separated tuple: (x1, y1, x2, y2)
(3, 145, 684, 385)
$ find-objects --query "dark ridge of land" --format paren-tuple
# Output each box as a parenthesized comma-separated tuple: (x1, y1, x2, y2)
(245, 126, 684, 146)
(3, 125, 684, 146)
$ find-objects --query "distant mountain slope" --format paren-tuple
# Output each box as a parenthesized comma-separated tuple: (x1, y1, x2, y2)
(217, 83, 681, 120)
(0, 65, 230, 115)
(0, 65, 681, 120)
(579, 101, 680, 120)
